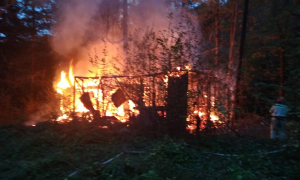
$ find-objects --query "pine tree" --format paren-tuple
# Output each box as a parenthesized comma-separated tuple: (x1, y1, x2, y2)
(0, 0, 58, 124)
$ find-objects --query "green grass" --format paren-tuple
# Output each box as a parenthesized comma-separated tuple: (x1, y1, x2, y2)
(0, 121, 299, 180)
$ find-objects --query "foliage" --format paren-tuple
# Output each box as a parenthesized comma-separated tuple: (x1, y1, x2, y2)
(242, 0, 300, 116)
(123, 13, 200, 76)
(0, 0, 59, 124)
(1, 123, 300, 180)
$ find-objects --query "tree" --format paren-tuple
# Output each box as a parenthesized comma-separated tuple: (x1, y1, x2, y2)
(0, 0, 59, 124)
(232, 0, 249, 126)
(0, 0, 16, 18)
(243, 0, 300, 115)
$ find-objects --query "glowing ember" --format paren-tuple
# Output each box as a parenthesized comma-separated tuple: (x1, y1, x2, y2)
(210, 114, 219, 121)
(199, 112, 205, 117)
(186, 117, 190, 121)
(187, 124, 195, 130)
(99, 126, 109, 129)
(194, 110, 219, 122)
(185, 65, 191, 70)
(163, 75, 168, 83)
(57, 114, 71, 122)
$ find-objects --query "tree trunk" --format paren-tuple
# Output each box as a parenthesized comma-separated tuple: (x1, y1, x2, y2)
(279, 47, 284, 96)
(226, 0, 238, 125)
(214, 0, 220, 103)
(30, 4, 37, 95)
(214, 0, 220, 66)
(227, 1, 238, 74)
(122, 0, 128, 50)
(233, 0, 249, 127)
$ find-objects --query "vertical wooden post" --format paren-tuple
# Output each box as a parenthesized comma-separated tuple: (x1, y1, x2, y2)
(97, 79, 100, 111)
(73, 77, 76, 113)
(138, 77, 145, 107)
(152, 76, 156, 107)
(206, 74, 211, 122)
(101, 80, 105, 116)
(166, 72, 188, 136)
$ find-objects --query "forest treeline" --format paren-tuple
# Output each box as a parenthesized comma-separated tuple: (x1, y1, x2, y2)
(0, 0, 300, 125)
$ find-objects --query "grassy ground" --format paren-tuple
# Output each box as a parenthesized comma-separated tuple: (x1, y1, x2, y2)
(0, 121, 299, 180)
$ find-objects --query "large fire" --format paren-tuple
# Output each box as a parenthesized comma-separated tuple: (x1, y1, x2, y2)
(56, 64, 139, 123)
(56, 64, 221, 133)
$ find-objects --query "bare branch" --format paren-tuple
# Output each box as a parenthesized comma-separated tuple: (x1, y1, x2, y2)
(198, 48, 216, 55)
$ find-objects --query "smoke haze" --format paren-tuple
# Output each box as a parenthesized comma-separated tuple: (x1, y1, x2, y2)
(52, 0, 184, 77)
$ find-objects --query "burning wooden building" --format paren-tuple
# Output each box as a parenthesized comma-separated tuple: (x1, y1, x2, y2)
(56, 66, 230, 134)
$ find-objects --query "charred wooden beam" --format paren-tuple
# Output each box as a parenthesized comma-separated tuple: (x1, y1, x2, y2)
(166, 72, 188, 136)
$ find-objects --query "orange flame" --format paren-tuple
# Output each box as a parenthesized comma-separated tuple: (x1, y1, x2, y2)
(194, 110, 219, 122)
(57, 71, 70, 93)
(56, 65, 140, 123)
(69, 60, 74, 86)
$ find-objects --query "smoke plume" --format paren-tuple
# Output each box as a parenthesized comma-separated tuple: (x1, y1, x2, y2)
(52, 0, 184, 77)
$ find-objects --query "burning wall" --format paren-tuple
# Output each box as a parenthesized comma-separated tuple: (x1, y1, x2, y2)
(56, 67, 140, 123)
(55, 66, 228, 134)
